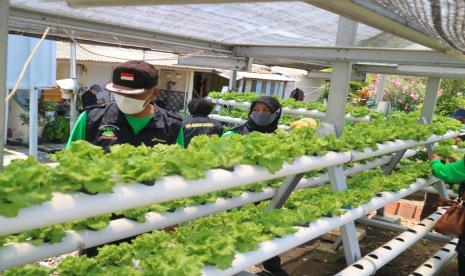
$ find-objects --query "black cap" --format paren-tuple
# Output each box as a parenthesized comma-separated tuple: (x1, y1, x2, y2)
(105, 60, 158, 95)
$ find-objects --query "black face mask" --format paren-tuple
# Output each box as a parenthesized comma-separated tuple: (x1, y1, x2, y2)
(246, 97, 282, 133)
(250, 111, 280, 126)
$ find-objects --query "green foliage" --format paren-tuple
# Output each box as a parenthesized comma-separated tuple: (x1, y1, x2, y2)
(40, 100, 57, 112)
(384, 76, 426, 113)
(4, 264, 50, 276)
(42, 116, 70, 143)
(5, 163, 431, 275)
(18, 113, 50, 127)
(209, 91, 383, 118)
(0, 158, 52, 217)
(0, 112, 459, 220)
(434, 79, 465, 116)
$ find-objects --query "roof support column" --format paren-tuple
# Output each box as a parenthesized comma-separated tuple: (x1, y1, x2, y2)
(326, 16, 361, 265)
(420, 77, 441, 124)
(229, 69, 237, 91)
(0, 0, 8, 169)
(375, 74, 387, 105)
(28, 87, 38, 159)
(70, 40, 77, 130)
(325, 17, 357, 136)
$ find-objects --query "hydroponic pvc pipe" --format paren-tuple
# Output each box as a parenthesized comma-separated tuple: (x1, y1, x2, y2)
(350, 131, 458, 162)
(296, 149, 418, 190)
(0, 137, 430, 236)
(201, 207, 366, 276)
(421, 186, 457, 198)
(209, 98, 371, 122)
(360, 178, 438, 215)
(201, 178, 436, 276)
(409, 239, 458, 276)
(0, 188, 276, 270)
(336, 208, 447, 276)
(0, 152, 351, 236)
(208, 114, 290, 130)
(0, 152, 423, 270)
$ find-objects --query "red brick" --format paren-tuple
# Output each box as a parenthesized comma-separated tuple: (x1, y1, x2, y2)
(413, 203, 424, 222)
(384, 202, 400, 215)
(397, 202, 417, 219)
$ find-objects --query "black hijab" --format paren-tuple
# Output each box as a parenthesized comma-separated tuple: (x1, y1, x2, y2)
(245, 96, 282, 133)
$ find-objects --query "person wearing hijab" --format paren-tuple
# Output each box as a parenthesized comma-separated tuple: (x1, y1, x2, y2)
(222, 95, 282, 136)
(222, 95, 287, 276)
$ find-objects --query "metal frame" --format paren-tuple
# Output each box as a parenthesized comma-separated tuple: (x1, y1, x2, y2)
(355, 64, 465, 79)
(0, 0, 8, 169)
(356, 217, 451, 243)
(337, 208, 447, 275)
(234, 46, 465, 68)
(179, 56, 247, 70)
(265, 173, 304, 211)
(8, 5, 233, 53)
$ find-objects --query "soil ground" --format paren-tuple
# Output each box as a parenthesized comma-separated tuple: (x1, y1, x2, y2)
(246, 224, 458, 276)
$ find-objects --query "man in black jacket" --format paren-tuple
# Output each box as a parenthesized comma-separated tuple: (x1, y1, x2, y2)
(67, 60, 181, 152)
(176, 98, 223, 148)
(81, 84, 100, 109)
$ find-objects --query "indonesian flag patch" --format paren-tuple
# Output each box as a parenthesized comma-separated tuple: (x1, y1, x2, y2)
(121, 72, 135, 81)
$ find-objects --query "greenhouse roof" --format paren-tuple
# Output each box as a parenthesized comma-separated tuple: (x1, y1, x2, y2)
(6, 0, 465, 70)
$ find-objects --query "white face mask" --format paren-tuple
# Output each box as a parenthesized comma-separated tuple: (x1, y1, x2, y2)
(114, 93, 148, 114)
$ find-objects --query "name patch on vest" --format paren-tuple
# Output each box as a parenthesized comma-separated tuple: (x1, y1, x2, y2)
(151, 137, 167, 144)
(98, 124, 119, 141)
(185, 123, 215, 129)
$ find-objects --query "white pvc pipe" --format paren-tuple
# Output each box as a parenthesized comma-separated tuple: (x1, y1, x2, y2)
(350, 131, 458, 162)
(0, 134, 435, 236)
(202, 207, 365, 276)
(208, 98, 371, 122)
(409, 238, 458, 276)
(0, 152, 421, 269)
(336, 208, 447, 276)
(28, 88, 38, 159)
(0, 152, 351, 236)
(202, 178, 436, 276)
(208, 114, 290, 130)
(297, 149, 418, 189)
(421, 186, 457, 198)
(360, 178, 438, 215)
(209, 114, 245, 124)
(0, 188, 276, 270)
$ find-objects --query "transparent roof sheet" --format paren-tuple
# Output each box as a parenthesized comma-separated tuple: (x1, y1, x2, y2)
(10, 0, 415, 48)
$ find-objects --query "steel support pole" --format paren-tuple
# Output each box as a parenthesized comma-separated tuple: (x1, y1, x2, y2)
(229, 70, 237, 91)
(421, 77, 441, 124)
(265, 173, 304, 211)
(325, 17, 361, 265)
(328, 165, 362, 264)
(419, 78, 449, 223)
(325, 17, 358, 136)
(0, 0, 8, 169)
(29, 88, 38, 159)
(375, 74, 386, 105)
(70, 41, 77, 130)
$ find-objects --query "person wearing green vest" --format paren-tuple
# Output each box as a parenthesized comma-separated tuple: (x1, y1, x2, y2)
(430, 153, 465, 275)
(67, 60, 181, 152)
(176, 98, 223, 148)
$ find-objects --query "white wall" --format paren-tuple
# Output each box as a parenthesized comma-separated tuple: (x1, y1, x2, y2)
(57, 62, 113, 91)
(158, 69, 188, 92)
(284, 76, 324, 101)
